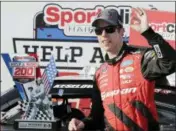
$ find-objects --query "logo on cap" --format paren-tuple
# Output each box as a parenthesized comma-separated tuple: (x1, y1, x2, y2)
(98, 12, 103, 17)
(108, 12, 113, 19)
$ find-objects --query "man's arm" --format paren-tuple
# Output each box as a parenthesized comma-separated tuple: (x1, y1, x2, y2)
(82, 77, 105, 130)
(141, 27, 176, 80)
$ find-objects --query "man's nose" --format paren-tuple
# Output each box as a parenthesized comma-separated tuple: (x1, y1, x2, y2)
(101, 30, 107, 37)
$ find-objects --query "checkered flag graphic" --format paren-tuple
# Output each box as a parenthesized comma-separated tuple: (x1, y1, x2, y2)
(18, 94, 54, 120)
(18, 100, 29, 112)
(34, 107, 54, 120)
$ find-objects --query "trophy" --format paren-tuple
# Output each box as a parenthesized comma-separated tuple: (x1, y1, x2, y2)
(10, 54, 60, 131)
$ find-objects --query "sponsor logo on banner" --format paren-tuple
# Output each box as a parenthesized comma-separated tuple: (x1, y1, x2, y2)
(42, 4, 131, 37)
(10, 55, 38, 83)
(129, 9, 175, 49)
(54, 84, 93, 88)
(149, 22, 175, 40)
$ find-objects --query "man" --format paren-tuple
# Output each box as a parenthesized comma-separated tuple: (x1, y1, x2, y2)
(33, 78, 45, 100)
(27, 86, 34, 101)
(68, 8, 176, 131)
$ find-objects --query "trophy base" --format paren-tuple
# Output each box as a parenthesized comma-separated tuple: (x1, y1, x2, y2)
(14, 119, 61, 131)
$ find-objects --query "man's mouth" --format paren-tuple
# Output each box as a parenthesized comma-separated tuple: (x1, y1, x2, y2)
(102, 40, 110, 44)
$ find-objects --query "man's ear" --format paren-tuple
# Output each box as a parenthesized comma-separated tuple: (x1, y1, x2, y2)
(120, 28, 125, 37)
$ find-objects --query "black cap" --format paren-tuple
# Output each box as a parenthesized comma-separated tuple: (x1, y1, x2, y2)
(92, 9, 123, 27)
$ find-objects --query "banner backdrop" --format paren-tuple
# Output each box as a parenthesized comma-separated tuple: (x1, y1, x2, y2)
(1, 2, 175, 93)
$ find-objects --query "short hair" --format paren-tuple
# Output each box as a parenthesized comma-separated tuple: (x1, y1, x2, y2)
(28, 87, 33, 90)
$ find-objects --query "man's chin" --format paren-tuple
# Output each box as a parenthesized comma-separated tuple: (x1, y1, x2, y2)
(104, 48, 111, 52)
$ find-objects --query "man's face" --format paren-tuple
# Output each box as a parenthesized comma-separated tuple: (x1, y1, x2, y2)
(36, 79, 42, 85)
(28, 88, 33, 92)
(95, 20, 124, 53)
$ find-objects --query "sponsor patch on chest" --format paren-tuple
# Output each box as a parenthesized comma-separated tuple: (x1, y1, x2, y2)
(120, 60, 133, 67)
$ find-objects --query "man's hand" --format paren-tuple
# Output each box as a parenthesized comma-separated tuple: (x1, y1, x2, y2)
(68, 118, 85, 131)
(130, 7, 149, 33)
